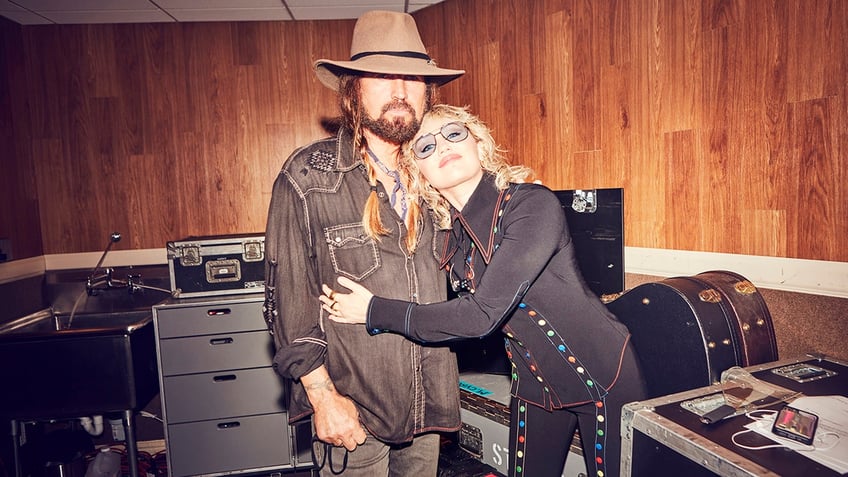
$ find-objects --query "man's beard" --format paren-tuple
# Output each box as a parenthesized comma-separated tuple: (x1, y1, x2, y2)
(361, 100, 421, 145)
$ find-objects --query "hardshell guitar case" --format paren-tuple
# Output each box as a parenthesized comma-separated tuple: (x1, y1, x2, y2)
(605, 270, 778, 399)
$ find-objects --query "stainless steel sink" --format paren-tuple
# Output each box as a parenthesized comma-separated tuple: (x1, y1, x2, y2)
(0, 308, 152, 336)
(0, 258, 171, 477)
(0, 306, 160, 421)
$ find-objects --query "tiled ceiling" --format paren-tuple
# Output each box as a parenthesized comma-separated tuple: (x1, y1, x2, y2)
(0, 0, 445, 25)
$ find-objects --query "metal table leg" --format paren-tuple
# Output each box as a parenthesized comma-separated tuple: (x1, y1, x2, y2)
(123, 410, 139, 477)
(10, 420, 22, 477)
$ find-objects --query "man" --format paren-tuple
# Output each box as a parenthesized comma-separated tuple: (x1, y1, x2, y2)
(263, 10, 465, 476)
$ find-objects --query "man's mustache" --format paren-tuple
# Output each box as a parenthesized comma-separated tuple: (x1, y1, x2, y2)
(382, 99, 415, 115)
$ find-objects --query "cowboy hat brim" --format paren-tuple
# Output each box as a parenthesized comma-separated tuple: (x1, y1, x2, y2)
(314, 55, 465, 91)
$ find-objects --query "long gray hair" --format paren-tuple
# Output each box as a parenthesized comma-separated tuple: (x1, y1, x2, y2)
(337, 75, 438, 251)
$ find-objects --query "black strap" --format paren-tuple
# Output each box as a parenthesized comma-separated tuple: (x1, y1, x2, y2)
(311, 437, 349, 474)
(351, 50, 431, 61)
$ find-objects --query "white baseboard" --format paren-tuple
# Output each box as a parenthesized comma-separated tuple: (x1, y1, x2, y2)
(2, 247, 846, 298)
(43, 249, 168, 269)
(626, 247, 848, 298)
(0, 256, 45, 284)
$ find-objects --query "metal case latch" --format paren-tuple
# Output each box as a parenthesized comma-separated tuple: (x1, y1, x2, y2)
(167, 243, 202, 266)
(243, 240, 264, 262)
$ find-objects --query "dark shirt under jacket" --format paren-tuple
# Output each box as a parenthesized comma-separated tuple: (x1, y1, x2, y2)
(367, 173, 634, 410)
(264, 127, 461, 444)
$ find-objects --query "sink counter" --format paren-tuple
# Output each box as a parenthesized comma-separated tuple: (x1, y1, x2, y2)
(0, 267, 172, 421)
(0, 316, 160, 421)
(0, 308, 153, 340)
(0, 265, 173, 477)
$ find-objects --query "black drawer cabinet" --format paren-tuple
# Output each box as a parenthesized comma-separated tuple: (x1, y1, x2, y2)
(153, 295, 312, 477)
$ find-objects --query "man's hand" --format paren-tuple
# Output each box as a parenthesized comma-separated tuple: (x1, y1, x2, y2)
(301, 367, 367, 451)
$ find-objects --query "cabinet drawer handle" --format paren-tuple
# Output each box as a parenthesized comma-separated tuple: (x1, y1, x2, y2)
(209, 337, 234, 345)
(213, 374, 237, 382)
(207, 308, 232, 316)
(217, 421, 240, 429)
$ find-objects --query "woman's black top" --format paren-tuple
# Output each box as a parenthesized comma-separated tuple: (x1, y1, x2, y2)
(367, 173, 634, 409)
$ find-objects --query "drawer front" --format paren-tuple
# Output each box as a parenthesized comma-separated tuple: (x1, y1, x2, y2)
(162, 367, 287, 423)
(155, 301, 264, 338)
(158, 330, 274, 376)
(166, 413, 292, 477)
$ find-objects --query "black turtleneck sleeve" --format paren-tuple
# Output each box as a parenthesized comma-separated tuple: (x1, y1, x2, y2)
(366, 181, 566, 343)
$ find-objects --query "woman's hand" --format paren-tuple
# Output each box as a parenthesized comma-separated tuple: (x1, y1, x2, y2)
(320, 276, 373, 324)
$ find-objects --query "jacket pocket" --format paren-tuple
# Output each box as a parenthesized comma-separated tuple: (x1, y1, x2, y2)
(324, 223, 381, 281)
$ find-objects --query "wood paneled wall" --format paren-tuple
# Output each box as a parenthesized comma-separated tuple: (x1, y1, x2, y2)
(1, 19, 353, 256)
(421, 0, 846, 261)
(0, 0, 845, 263)
(1, 20, 42, 260)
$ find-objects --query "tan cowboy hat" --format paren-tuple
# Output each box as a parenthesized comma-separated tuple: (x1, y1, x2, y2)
(314, 10, 465, 91)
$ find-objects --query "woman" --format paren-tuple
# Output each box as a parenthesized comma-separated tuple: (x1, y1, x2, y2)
(321, 104, 647, 477)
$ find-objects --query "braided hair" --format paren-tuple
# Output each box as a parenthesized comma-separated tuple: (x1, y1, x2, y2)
(337, 75, 438, 252)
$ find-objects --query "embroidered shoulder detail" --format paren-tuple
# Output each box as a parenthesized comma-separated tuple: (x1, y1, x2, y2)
(308, 150, 337, 172)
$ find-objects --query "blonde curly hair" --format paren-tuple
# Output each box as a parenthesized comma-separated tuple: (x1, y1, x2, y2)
(401, 104, 533, 229)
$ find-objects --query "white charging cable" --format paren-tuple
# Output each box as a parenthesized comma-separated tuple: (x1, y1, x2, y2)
(139, 410, 164, 422)
(731, 409, 840, 452)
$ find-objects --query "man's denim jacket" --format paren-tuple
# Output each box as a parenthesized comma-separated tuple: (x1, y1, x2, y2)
(264, 127, 461, 443)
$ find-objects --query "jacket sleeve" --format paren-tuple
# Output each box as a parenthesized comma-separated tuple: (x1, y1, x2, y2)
(264, 167, 327, 381)
(367, 186, 565, 342)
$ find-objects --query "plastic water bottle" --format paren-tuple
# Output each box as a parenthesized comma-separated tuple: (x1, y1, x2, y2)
(85, 449, 120, 477)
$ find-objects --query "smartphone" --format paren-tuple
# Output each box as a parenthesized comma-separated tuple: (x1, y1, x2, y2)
(771, 405, 818, 445)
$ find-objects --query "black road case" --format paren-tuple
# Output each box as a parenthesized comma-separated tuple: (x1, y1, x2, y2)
(621, 355, 848, 477)
(167, 233, 265, 298)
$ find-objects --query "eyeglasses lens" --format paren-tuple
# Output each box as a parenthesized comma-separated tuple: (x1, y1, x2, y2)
(413, 122, 470, 159)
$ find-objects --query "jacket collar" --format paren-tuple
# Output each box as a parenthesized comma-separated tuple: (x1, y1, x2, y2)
(336, 127, 362, 170)
(440, 173, 508, 267)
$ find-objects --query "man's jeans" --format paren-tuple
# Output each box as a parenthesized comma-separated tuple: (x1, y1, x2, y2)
(312, 431, 440, 477)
